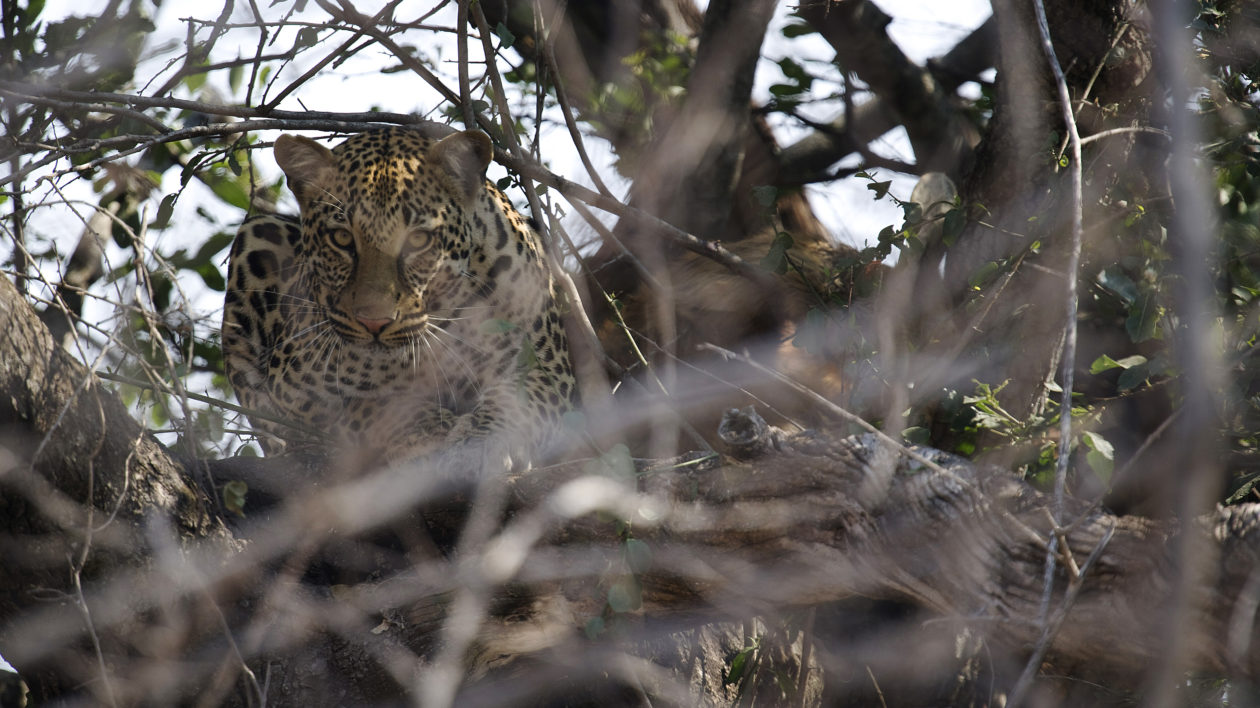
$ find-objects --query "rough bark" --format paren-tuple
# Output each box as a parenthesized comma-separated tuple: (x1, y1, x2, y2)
(0, 274, 237, 702)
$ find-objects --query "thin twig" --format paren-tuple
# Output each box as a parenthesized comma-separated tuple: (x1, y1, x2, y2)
(0, 80, 421, 123)
(1033, 0, 1084, 528)
(320, 0, 463, 107)
(261, 1, 401, 111)
(95, 371, 324, 438)
(1007, 522, 1116, 707)
(1028, 8, 1085, 688)
(1055, 22, 1132, 160)
(1079, 125, 1172, 146)
(865, 665, 890, 708)
(2, 80, 758, 282)
(537, 0, 614, 198)
(71, 554, 120, 708)
(456, 0, 475, 129)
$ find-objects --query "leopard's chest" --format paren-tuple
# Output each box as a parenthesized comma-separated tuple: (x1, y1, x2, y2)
(264, 305, 502, 423)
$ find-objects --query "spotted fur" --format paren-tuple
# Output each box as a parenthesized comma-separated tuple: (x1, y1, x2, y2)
(222, 127, 575, 465)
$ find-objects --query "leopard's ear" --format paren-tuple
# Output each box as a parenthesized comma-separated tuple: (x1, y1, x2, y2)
(428, 130, 492, 205)
(274, 135, 336, 206)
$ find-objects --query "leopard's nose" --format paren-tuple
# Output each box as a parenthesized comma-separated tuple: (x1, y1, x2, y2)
(355, 312, 394, 334)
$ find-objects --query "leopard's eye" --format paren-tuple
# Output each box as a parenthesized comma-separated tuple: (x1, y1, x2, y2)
(405, 229, 433, 252)
(328, 228, 354, 251)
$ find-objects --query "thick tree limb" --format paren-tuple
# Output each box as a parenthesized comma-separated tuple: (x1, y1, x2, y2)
(0, 274, 238, 701)
(0, 276, 226, 543)
(487, 422, 1260, 693)
(785, 0, 986, 178)
(776, 15, 995, 181)
(627, 0, 778, 240)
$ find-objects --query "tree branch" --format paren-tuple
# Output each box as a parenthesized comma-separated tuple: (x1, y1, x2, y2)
(778, 10, 994, 181)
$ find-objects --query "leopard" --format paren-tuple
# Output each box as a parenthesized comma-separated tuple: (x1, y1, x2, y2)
(222, 126, 576, 470)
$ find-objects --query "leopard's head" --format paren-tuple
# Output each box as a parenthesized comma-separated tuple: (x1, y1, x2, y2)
(273, 127, 493, 346)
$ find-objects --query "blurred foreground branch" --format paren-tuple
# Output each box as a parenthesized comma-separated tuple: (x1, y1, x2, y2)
(2, 274, 1259, 704)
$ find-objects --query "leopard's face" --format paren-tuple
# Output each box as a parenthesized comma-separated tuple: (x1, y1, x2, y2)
(290, 129, 482, 348)
(223, 126, 574, 462)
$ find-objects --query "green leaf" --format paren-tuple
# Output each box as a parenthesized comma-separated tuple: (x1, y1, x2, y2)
(1089, 354, 1147, 374)
(1081, 432, 1115, 482)
(1097, 266, 1139, 305)
(181, 152, 206, 187)
(151, 193, 177, 229)
(223, 480, 248, 516)
(1082, 431, 1114, 458)
(607, 577, 641, 613)
(867, 180, 892, 200)
(967, 261, 1002, 290)
(942, 208, 965, 246)
(1125, 295, 1161, 343)
(1116, 363, 1150, 392)
(561, 410, 587, 431)
(184, 69, 207, 92)
(194, 230, 237, 263)
(294, 27, 320, 50)
(778, 57, 805, 81)
(229, 62, 244, 93)
(624, 538, 652, 574)
(1123, 204, 1146, 228)
(210, 179, 251, 210)
(495, 22, 515, 48)
(583, 616, 605, 639)
(1086, 449, 1114, 482)
(481, 318, 517, 334)
(902, 426, 930, 445)
(1089, 355, 1119, 374)
(197, 262, 226, 292)
(725, 646, 755, 686)
(760, 232, 794, 274)
(150, 398, 169, 427)
(598, 443, 635, 480)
